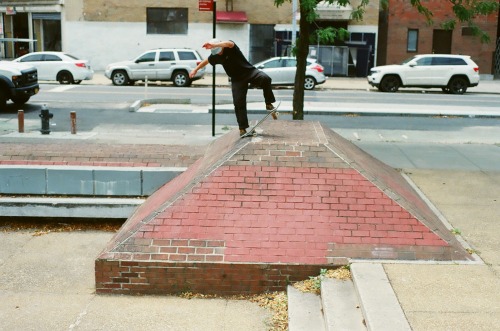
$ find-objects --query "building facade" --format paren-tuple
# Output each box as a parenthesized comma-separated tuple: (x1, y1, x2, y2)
(378, 0, 500, 76)
(0, 0, 63, 58)
(1, 0, 380, 76)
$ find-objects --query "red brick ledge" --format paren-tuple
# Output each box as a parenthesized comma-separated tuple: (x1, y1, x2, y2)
(95, 259, 340, 296)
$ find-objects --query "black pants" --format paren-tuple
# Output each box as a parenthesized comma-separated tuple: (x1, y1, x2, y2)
(231, 71, 276, 130)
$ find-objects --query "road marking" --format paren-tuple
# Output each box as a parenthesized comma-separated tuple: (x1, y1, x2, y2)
(48, 85, 77, 93)
(402, 134, 408, 140)
(353, 132, 360, 140)
(378, 133, 385, 140)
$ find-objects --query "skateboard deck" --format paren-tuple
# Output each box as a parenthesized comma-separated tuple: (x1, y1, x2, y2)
(240, 101, 281, 138)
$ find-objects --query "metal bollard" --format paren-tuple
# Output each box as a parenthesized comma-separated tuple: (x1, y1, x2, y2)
(70, 111, 77, 134)
(39, 104, 53, 134)
(18, 110, 24, 133)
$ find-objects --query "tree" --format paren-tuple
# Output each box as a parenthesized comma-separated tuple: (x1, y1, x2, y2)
(274, 0, 500, 120)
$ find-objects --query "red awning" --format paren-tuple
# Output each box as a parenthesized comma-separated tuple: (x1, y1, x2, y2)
(216, 11, 248, 23)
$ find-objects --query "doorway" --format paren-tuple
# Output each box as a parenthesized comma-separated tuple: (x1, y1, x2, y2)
(432, 29, 452, 54)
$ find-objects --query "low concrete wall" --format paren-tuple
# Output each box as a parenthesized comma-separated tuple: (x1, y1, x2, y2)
(0, 166, 186, 197)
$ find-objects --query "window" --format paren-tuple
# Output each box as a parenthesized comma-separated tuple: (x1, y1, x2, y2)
(284, 59, 297, 67)
(159, 51, 175, 61)
(147, 8, 188, 34)
(415, 57, 432, 66)
(44, 54, 62, 61)
(20, 54, 44, 62)
(261, 59, 281, 69)
(177, 51, 196, 61)
(432, 57, 467, 66)
(136, 52, 156, 63)
(462, 27, 474, 36)
(407, 29, 418, 52)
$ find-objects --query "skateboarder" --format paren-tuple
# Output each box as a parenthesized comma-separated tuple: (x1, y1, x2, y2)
(189, 39, 277, 136)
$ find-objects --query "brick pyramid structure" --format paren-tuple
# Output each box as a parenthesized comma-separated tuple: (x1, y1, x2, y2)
(96, 121, 471, 295)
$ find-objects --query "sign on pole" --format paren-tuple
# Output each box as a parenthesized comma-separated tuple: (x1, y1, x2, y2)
(199, 0, 213, 12)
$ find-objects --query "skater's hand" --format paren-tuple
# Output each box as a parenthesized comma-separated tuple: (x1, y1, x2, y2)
(189, 69, 197, 79)
(202, 41, 217, 50)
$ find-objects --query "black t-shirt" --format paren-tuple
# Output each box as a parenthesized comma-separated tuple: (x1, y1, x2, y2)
(208, 41, 258, 81)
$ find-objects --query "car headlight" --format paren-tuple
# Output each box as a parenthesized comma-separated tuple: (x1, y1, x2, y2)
(12, 75, 23, 87)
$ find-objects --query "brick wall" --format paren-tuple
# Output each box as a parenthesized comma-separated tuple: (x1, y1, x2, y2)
(96, 259, 331, 295)
(385, 0, 498, 73)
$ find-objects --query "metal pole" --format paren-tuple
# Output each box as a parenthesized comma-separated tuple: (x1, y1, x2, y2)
(212, 0, 217, 137)
(70, 111, 77, 134)
(18, 110, 24, 133)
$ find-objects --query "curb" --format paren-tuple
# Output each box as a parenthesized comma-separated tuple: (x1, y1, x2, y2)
(351, 263, 411, 331)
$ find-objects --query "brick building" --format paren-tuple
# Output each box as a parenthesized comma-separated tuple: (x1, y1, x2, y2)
(378, 0, 500, 76)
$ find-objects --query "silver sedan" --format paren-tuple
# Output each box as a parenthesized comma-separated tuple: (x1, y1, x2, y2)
(253, 57, 326, 90)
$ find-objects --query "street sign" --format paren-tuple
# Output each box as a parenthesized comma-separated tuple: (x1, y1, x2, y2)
(199, 0, 213, 11)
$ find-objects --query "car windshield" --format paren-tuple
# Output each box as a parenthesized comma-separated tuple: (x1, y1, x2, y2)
(400, 56, 417, 65)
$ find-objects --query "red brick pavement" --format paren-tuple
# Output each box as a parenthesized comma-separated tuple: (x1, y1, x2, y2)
(0, 142, 205, 167)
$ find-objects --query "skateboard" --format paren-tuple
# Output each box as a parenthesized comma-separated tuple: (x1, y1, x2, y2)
(240, 101, 281, 138)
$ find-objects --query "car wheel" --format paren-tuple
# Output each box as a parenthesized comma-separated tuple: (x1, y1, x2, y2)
(73, 80, 82, 85)
(379, 75, 400, 92)
(172, 71, 190, 87)
(111, 70, 129, 86)
(57, 71, 74, 85)
(447, 77, 468, 94)
(11, 96, 30, 105)
(304, 76, 316, 90)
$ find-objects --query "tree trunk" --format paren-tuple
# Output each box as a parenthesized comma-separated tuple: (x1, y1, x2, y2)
(292, 0, 310, 120)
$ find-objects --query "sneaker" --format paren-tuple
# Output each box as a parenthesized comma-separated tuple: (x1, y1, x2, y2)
(239, 129, 247, 136)
(266, 103, 278, 120)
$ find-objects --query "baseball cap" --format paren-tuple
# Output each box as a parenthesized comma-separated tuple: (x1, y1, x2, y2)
(210, 39, 222, 55)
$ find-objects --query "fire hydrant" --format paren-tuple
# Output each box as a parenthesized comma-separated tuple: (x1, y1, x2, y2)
(39, 105, 53, 134)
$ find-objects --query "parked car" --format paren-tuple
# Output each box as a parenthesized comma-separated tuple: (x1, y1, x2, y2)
(0, 61, 39, 111)
(105, 48, 205, 87)
(253, 57, 326, 90)
(13, 51, 93, 85)
(367, 54, 480, 94)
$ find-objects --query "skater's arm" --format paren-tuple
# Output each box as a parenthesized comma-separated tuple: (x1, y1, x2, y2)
(189, 58, 209, 79)
(202, 40, 234, 49)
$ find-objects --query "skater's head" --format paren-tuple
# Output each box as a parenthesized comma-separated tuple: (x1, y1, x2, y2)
(209, 39, 223, 55)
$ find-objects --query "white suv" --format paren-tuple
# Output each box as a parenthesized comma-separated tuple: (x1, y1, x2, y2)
(367, 54, 480, 94)
(105, 48, 205, 87)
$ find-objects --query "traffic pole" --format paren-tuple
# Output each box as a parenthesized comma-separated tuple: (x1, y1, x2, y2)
(212, 0, 217, 137)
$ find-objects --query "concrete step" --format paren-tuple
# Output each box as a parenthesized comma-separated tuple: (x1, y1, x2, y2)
(351, 263, 411, 331)
(287, 285, 326, 331)
(321, 278, 366, 331)
(288, 264, 411, 331)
